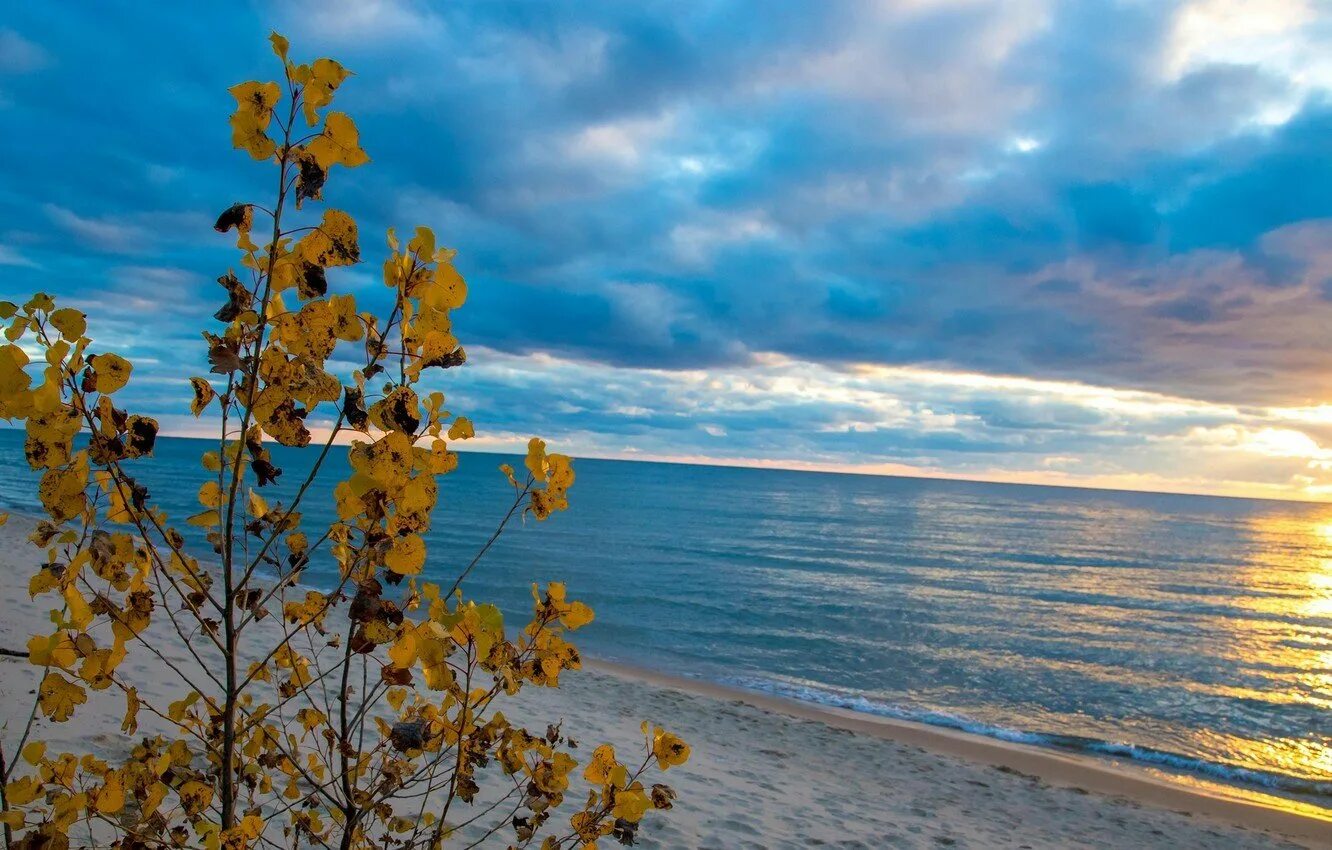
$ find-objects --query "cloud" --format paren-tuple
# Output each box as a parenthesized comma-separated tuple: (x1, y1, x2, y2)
(3, 1, 1332, 497)
(43, 204, 146, 253)
(0, 245, 37, 268)
(0, 29, 49, 74)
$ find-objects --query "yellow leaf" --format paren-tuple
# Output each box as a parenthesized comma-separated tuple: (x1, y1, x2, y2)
(560, 600, 595, 631)
(87, 352, 132, 394)
(370, 386, 421, 434)
(651, 728, 691, 770)
(122, 686, 140, 734)
(38, 671, 87, 721)
(187, 509, 221, 527)
(611, 786, 651, 823)
(583, 744, 617, 784)
(37, 452, 89, 522)
(424, 260, 467, 311)
(228, 80, 281, 129)
(525, 437, 547, 479)
(547, 454, 575, 494)
(447, 416, 474, 440)
(387, 629, 417, 668)
(240, 814, 266, 840)
(407, 226, 435, 257)
(385, 533, 425, 575)
(5, 776, 40, 806)
(20, 741, 45, 766)
(283, 591, 328, 627)
(25, 406, 81, 470)
(178, 779, 213, 816)
(298, 209, 360, 267)
(230, 109, 277, 160)
(49, 308, 86, 341)
(28, 633, 76, 669)
(64, 584, 93, 631)
(307, 112, 369, 169)
(92, 770, 125, 814)
(295, 707, 326, 734)
(168, 691, 200, 722)
(199, 480, 223, 508)
(248, 489, 269, 518)
(0, 344, 32, 417)
(270, 31, 290, 61)
(301, 60, 352, 125)
(274, 299, 338, 361)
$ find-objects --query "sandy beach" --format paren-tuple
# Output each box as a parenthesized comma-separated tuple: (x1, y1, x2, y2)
(0, 511, 1327, 849)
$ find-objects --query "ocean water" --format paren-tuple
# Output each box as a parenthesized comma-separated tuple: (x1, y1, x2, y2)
(1, 430, 1329, 808)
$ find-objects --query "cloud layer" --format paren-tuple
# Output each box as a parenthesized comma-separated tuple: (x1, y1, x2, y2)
(4, 1, 1332, 498)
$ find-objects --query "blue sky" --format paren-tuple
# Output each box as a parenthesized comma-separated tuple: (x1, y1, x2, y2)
(5, 1, 1332, 499)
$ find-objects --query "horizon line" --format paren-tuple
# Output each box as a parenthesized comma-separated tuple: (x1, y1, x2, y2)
(6, 424, 1317, 508)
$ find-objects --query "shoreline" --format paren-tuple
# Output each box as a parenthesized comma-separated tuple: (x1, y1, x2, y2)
(585, 657, 1332, 846)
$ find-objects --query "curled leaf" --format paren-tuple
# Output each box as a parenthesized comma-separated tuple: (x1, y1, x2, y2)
(213, 203, 254, 234)
(343, 385, 368, 430)
(294, 148, 327, 208)
(189, 377, 216, 416)
(214, 271, 254, 323)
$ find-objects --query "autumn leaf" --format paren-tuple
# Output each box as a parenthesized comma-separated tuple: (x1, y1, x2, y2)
(189, 377, 216, 415)
(49, 307, 87, 341)
(298, 209, 360, 267)
(385, 533, 425, 575)
(92, 770, 126, 814)
(307, 112, 368, 169)
(213, 203, 254, 234)
(269, 31, 290, 61)
(651, 728, 691, 770)
(38, 671, 87, 721)
(87, 352, 132, 393)
(447, 416, 474, 440)
(122, 686, 140, 734)
(583, 744, 617, 784)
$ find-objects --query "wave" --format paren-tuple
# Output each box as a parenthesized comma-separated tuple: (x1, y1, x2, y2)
(723, 675, 1332, 801)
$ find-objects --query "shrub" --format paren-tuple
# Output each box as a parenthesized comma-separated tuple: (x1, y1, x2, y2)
(0, 33, 687, 850)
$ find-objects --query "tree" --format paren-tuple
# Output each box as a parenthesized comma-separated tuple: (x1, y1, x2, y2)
(0, 33, 688, 850)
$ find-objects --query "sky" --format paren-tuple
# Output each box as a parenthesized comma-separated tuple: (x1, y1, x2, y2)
(4, 1, 1332, 501)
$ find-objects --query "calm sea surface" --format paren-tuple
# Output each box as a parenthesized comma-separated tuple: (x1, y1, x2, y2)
(1, 430, 1329, 807)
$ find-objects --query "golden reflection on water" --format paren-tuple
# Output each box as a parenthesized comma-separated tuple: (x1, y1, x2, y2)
(1223, 510, 1332, 795)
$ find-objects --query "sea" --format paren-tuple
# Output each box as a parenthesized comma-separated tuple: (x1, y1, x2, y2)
(1, 429, 1329, 811)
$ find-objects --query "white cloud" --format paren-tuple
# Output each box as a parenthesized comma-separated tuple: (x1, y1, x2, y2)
(1166, 0, 1332, 125)
(402, 346, 1332, 501)
(43, 204, 145, 253)
(279, 0, 444, 43)
(0, 245, 37, 267)
(0, 29, 49, 74)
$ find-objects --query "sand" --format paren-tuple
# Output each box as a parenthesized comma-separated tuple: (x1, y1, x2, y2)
(0, 512, 1327, 849)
